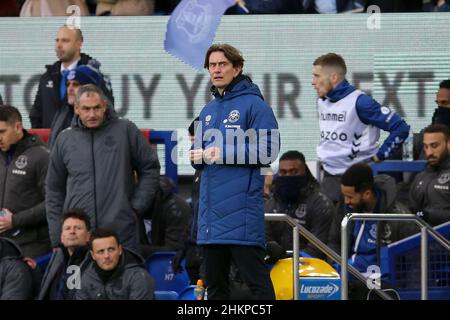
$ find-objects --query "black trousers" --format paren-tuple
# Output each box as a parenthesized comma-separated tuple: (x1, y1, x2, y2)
(202, 245, 275, 300)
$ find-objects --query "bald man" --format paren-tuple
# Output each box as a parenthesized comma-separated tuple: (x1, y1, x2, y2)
(30, 25, 113, 129)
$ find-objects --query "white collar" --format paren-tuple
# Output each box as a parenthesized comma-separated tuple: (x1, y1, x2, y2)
(60, 59, 80, 74)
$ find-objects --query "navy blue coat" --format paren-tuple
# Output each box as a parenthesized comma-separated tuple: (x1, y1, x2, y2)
(193, 76, 279, 248)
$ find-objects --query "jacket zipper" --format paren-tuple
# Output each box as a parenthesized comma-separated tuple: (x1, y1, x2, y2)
(206, 100, 225, 241)
(91, 132, 98, 228)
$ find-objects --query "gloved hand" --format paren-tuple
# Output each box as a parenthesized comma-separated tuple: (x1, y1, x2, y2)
(171, 249, 186, 274)
(265, 241, 287, 265)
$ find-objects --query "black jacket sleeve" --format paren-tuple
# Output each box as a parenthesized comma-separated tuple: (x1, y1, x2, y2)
(327, 203, 347, 256)
(0, 260, 33, 300)
(29, 82, 43, 128)
(303, 193, 335, 258)
(12, 147, 49, 229)
(45, 141, 68, 247)
(129, 122, 161, 216)
(149, 194, 192, 254)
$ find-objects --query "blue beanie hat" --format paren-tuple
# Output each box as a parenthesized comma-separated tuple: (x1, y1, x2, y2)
(67, 65, 100, 86)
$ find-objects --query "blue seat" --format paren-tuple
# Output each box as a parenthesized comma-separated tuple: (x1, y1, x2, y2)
(146, 251, 190, 293)
(34, 252, 52, 272)
(154, 290, 179, 300)
(178, 285, 196, 300)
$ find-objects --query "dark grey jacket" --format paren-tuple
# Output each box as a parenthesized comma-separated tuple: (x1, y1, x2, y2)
(265, 179, 335, 259)
(0, 131, 50, 258)
(0, 237, 33, 300)
(410, 156, 450, 227)
(75, 248, 154, 300)
(45, 111, 160, 251)
(38, 245, 90, 300)
(29, 53, 114, 129)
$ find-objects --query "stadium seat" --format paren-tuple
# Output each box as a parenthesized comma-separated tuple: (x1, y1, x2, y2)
(178, 285, 196, 300)
(154, 290, 179, 300)
(146, 251, 190, 293)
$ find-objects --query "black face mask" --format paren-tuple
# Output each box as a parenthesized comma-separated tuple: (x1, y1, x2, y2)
(432, 106, 450, 126)
(273, 175, 309, 203)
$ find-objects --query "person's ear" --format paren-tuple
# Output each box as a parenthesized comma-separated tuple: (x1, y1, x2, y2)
(15, 121, 23, 134)
(361, 189, 371, 202)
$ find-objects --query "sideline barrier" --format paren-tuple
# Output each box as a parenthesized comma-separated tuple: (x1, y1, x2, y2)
(341, 213, 450, 300)
(381, 221, 450, 300)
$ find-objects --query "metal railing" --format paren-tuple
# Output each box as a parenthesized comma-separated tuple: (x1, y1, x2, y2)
(265, 213, 393, 300)
(341, 213, 450, 300)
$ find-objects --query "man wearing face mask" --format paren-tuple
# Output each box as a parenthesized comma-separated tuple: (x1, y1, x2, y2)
(327, 163, 414, 274)
(414, 80, 450, 160)
(265, 151, 335, 260)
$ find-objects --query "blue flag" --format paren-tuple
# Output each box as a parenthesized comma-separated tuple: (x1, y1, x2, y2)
(164, 0, 236, 71)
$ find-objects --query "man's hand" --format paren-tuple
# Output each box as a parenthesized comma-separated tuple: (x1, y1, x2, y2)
(371, 155, 381, 163)
(203, 146, 221, 164)
(190, 148, 204, 164)
(0, 208, 13, 234)
(23, 257, 37, 270)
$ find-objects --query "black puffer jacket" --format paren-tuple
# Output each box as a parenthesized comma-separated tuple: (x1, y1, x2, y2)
(75, 248, 154, 300)
(141, 176, 192, 257)
(0, 237, 33, 300)
(265, 178, 335, 259)
(29, 53, 114, 129)
(0, 131, 50, 258)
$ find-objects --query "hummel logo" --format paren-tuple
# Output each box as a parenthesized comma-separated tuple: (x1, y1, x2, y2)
(46, 81, 54, 88)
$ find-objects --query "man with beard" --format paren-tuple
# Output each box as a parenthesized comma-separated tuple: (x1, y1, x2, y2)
(414, 80, 450, 159)
(29, 25, 113, 129)
(265, 151, 335, 260)
(410, 124, 450, 226)
(328, 163, 413, 275)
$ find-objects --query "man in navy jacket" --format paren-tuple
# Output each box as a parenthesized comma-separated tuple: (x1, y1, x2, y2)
(190, 43, 279, 300)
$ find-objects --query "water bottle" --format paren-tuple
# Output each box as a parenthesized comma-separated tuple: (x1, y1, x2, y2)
(194, 279, 205, 300)
(402, 128, 414, 161)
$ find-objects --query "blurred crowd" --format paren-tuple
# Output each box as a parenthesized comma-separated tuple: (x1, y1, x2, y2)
(0, 0, 449, 17)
